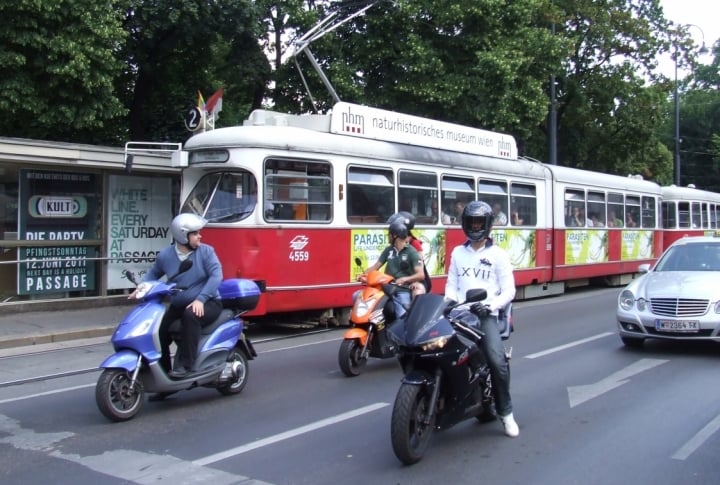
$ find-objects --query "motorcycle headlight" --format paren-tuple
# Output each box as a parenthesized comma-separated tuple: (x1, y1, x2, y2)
(354, 300, 371, 318)
(135, 282, 153, 299)
(619, 290, 635, 311)
(421, 336, 449, 352)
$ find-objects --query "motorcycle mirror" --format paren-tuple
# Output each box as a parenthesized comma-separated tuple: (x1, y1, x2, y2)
(122, 269, 138, 286)
(465, 288, 487, 303)
(168, 259, 193, 281)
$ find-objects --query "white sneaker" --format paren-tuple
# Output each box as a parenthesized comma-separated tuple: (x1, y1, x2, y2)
(500, 413, 519, 438)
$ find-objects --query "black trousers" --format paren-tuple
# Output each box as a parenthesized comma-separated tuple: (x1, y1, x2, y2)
(158, 299, 223, 371)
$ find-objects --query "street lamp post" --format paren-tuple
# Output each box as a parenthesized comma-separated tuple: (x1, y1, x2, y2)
(673, 24, 709, 186)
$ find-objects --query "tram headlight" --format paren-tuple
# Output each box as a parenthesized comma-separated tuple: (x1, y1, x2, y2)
(421, 336, 449, 352)
(619, 290, 635, 311)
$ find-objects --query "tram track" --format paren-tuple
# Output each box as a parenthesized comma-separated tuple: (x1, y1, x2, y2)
(0, 326, 341, 389)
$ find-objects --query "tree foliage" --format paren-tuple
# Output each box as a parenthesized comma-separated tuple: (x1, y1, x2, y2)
(0, 0, 127, 143)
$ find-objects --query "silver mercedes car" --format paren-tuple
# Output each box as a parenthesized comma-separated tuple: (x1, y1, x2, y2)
(617, 236, 720, 348)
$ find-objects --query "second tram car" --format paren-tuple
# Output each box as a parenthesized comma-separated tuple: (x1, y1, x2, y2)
(661, 185, 720, 249)
(177, 102, 662, 323)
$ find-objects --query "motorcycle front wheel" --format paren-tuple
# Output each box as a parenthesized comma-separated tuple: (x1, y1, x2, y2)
(391, 383, 436, 465)
(95, 368, 145, 422)
(217, 348, 249, 395)
(338, 338, 367, 377)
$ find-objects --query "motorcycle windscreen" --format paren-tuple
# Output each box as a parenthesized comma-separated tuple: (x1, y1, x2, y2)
(400, 293, 455, 346)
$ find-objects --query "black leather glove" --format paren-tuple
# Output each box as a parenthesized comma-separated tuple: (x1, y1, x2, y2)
(470, 303, 490, 318)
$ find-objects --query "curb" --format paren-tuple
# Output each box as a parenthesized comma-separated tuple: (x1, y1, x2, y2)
(0, 326, 116, 351)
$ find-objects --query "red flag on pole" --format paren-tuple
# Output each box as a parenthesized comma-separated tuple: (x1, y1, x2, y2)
(205, 88, 224, 116)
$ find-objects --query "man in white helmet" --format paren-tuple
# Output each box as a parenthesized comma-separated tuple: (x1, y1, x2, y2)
(131, 213, 223, 379)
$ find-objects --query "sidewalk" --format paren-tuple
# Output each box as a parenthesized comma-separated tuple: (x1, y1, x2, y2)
(0, 304, 132, 351)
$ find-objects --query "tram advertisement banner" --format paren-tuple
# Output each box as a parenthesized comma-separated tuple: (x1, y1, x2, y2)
(565, 230, 609, 264)
(620, 230, 654, 260)
(106, 175, 172, 289)
(17, 170, 97, 295)
(492, 229, 536, 269)
(350, 229, 446, 281)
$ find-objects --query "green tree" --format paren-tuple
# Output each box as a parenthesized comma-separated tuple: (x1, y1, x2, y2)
(0, 0, 127, 143)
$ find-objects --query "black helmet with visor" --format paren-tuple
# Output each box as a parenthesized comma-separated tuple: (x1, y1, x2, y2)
(461, 201, 493, 242)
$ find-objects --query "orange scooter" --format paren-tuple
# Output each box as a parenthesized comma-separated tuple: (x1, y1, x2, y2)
(338, 270, 404, 377)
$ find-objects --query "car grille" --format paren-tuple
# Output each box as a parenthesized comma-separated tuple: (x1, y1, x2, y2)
(650, 298, 709, 317)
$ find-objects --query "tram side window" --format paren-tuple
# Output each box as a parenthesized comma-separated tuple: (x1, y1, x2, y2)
(478, 179, 509, 226)
(625, 195, 640, 228)
(662, 201, 677, 229)
(607, 193, 624, 228)
(509, 183, 537, 226)
(264, 159, 332, 222)
(641, 196, 657, 228)
(677, 201, 691, 228)
(712, 204, 719, 229)
(587, 191, 606, 227)
(691, 202, 702, 228)
(565, 189, 586, 227)
(441, 175, 474, 224)
(347, 166, 394, 224)
(398, 170, 438, 224)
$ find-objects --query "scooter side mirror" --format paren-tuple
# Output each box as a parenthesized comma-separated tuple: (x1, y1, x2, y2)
(168, 259, 193, 281)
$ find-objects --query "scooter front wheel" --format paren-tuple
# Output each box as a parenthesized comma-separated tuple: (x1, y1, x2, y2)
(338, 338, 367, 377)
(95, 368, 145, 422)
(217, 348, 249, 396)
(391, 383, 436, 465)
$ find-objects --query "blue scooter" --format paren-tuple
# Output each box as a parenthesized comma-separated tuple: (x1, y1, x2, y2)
(95, 260, 259, 422)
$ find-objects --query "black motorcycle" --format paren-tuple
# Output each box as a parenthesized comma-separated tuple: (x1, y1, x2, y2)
(387, 288, 507, 465)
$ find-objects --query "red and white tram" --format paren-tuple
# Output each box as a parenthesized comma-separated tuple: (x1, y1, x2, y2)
(661, 185, 720, 249)
(177, 102, 662, 322)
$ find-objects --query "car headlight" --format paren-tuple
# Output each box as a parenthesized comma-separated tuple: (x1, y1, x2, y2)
(421, 336, 449, 351)
(636, 298, 647, 311)
(619, 290, 635, 311)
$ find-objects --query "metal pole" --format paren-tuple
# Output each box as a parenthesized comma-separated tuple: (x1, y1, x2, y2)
(674, 46, 680, 186)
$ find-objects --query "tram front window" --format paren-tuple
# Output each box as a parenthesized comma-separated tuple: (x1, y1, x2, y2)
(181, 172, 258, 223)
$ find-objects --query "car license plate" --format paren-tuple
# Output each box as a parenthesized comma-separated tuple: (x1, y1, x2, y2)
(655, 320, 700, 332)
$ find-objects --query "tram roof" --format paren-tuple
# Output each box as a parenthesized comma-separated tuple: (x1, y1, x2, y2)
(662, 184, 720, 202)
(185, 119, 547, 180)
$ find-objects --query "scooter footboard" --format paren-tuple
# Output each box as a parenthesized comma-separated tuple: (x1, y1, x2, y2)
(99, 349, 140, 371)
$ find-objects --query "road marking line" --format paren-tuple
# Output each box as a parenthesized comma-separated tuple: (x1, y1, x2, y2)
(672, 413, 720, 460)
(193, 402, 389, 466)
(523, 332, 614, 359)
(0, 383, 94, 404)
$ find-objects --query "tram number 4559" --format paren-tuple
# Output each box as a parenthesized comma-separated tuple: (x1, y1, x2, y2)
(289, 251, 310, 262)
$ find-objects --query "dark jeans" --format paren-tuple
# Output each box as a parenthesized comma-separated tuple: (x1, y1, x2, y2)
(479, 315, 513, 416)
(159, 299, 223, 371)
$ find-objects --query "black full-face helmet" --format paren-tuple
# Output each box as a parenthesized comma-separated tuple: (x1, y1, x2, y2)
(462, 201, 493, 242)
(388, 211, 416, 231)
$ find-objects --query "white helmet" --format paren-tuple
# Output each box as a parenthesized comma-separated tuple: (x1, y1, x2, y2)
(171, 213, 207, 245)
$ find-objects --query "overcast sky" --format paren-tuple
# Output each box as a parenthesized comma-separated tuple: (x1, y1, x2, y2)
(658, 0, 717, 78)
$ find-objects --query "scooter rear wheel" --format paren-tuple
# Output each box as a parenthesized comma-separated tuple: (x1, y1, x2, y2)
(217, 348, 249, 395)
(338, 338, 367, 377)
(391, 383, 436, 465)
(95, 369, 145, 422)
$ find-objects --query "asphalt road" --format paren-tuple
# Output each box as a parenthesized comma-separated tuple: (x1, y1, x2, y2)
(1, 287, 720, 485)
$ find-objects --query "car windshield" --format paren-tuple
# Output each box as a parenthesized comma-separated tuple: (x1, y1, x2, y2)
(654, 242, 720, 272)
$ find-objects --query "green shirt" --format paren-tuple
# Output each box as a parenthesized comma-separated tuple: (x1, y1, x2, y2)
(377, 244, 421, 279)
